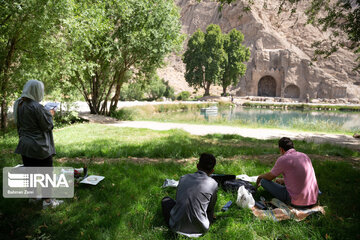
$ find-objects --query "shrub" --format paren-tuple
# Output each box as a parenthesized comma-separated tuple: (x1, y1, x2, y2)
(147, 76, 167, 101)
(110, 108, 136, 120)
(54, 111, 85, 126)
(153, 103, 212, 113)
(192, 95, 203, 101)
(217, 101, 233, 109)
(120, 82, 145, 101)
(163, 81, 175, 100)
(120, 75, 175, 101)
(177, 91, 191, 101)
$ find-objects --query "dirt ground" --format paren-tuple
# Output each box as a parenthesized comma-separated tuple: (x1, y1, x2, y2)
(57, 153, 360, 169)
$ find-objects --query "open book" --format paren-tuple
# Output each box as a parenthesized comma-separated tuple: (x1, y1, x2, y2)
(44, 102, 60, 111)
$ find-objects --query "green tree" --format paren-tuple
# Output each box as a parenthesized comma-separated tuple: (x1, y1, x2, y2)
(183, 30, 206, 95)
(184, 25, 249, 96)
(59, 0, 183, 115)
(0, 0, 66, 130)
(221, 29, 250, 96)
(203, 25, 227, 96)
(183, 24, 226, 96)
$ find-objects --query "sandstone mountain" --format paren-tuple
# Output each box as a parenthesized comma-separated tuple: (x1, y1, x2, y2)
(158, 0, 360, 101)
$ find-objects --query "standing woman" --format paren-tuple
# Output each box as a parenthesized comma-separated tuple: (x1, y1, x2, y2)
(13, 79, 63, 209)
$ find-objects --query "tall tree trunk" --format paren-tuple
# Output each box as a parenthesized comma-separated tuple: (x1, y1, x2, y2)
(0, 98, 8, 131)
(0, 38, 16, 131)
(0, 75, 9, 131)
(99, 68, 122, 115)
(204, 81, 211, 96)
(75, 73, 98, 114)
(89, 105, 97, 114)
(222, 86, 227, 96)
(91, 73, 103, 114)
(109, 70, 126, 114)
(109, 80, 124, 114)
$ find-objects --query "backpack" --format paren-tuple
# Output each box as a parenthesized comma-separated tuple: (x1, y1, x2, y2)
(223, 179, 256, 195)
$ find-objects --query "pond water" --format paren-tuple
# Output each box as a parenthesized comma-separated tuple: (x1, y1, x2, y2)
(204, 107, 360, 132)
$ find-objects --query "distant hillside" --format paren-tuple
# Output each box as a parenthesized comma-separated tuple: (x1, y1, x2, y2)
(158, 0, 360, 101)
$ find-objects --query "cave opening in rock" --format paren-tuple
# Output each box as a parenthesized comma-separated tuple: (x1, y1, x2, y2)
(284, 84, 300, 98)
(258, 76, 276, 97)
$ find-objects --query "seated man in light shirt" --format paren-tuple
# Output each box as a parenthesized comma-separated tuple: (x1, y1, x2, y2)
(256, 137, 319, 208)
(161, 153, 218, 237)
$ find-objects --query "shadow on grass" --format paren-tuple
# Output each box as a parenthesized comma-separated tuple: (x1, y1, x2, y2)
(54, 130, 359, 160)
(0, 126, 359, 239)
(0, 161, 186, 239)
(1, 158, 359, 239)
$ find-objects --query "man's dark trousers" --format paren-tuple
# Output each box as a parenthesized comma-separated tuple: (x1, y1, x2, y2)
(161, 196, 176, 226)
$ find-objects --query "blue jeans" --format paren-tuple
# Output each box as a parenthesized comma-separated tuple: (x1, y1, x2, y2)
(261, 179, 291, 204)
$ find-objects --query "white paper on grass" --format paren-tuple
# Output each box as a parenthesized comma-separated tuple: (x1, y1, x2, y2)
(161, 179, 179, 188)
(236, 174, 258, 183)
(80, 175, 105, 185)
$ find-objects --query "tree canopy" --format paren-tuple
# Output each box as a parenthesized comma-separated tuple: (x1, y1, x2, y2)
(183, 29, 206, 94)
(0, 0, 67, 130)
(183, 25, 249, 96)
(59, 0, 183, 114)
(0, 0, 183, 130)
(184, 25, 226, 96)
(222, 29, 250, 95)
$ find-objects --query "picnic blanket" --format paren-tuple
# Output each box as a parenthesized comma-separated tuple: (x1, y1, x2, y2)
(252, 198, 325, 222)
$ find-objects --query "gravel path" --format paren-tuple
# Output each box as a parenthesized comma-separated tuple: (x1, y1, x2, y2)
(80, 113, 360, 151)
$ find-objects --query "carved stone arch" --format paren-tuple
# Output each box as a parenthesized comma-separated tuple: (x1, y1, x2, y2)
(284, 84, 300, 98)
(258, 76, 276, 97)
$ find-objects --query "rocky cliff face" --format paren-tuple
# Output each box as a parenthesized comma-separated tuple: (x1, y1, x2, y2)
(158, 0, 360, 101)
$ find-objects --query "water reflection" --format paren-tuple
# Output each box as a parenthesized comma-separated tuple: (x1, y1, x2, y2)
(213, 107, 360, 131)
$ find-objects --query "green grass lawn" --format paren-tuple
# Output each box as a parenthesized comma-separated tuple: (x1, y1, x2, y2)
(0, 123, 359, 239)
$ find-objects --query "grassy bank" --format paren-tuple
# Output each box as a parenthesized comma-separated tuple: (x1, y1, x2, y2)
(110, 102, 231, 121)
(1, 124, 359, 239)
(242, 102, 360, 112)
(111, 103, 360, 135)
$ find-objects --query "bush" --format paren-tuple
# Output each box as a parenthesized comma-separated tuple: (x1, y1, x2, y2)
(152, 103, 212, 113)
(53, 111, 85, 127)
(120, 82, 145, 101)
(176, 91, 191, 101)
(163, 81, 175, 100)
(147, 76, 167, 101)
(147, 77, 175, 101)
(110, 108, 136, 120)
(192, 95, 203, 101)
(120, 75, 175, 101)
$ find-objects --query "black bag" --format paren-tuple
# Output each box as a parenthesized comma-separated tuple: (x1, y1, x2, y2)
(223, 179, 256, 195)
(210, 174, 256, 195)
(210, 174, 236, 186)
